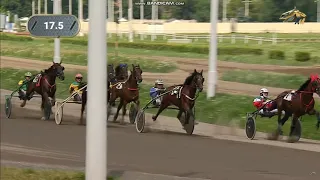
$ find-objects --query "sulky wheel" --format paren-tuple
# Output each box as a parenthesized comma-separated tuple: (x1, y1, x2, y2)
(129, 103, 138, 124)
(135, 110, 145, 133)
(55, 102, 64, 125)
(4, 96, 12, 118)
(245, 114, 256, 140)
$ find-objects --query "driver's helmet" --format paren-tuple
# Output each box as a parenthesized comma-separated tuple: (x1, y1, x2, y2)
(119, 63, 127, 68)
(155, 79, 164, 85)
(260, 88, 269, 98)
(25, 72, 32, 77)
(75, 73, 83, 80)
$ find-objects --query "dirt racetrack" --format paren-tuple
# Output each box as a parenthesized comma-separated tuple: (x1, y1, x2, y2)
(2, 56, 319, 98)
(1, 101, 320, 180)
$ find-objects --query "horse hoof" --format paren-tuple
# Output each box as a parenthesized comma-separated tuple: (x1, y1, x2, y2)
(41, 117, 46, 120)
(267, 132, 279, 140)
(152, 116, 157, 121)
(287, 136, 299, 143)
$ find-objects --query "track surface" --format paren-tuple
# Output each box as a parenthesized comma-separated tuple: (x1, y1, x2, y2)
(1, 105, 320, 180)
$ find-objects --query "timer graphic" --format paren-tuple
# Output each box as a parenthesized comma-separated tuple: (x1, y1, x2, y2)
(28, 15, 80, 37)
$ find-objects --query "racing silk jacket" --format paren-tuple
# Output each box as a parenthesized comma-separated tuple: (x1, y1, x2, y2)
(18, 80, 29, 91)
(150, 87, 158, 99)
(69, 81, 81, 93)
(253, 96, 272, 109)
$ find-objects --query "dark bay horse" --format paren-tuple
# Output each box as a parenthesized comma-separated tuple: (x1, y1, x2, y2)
(108, 64, 143, 125)
(152, 69, 204, 126)
(21, 62, 65, 120)
(270, 74, 320, 142)
(79, 64, 116, 125)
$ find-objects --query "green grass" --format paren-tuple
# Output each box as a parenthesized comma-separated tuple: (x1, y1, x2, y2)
(221, 70, 307, 89)
(2, 34, 320, 66)
(0, 167, 116, 180)
(1, 68, 319, 140)
(0, 41, 177, 73)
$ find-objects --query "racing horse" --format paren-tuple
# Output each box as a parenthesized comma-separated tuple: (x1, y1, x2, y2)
(108, 64, 143, 125)
(79, 64, 116, 125)
(152, 69, 204, 127)
(269, 74, 320, 142)
(20, 62, 65, 120)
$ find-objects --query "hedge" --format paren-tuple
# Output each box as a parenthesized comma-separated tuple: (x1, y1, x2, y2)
(295, 51, 311, 62)
(0, 33, 33, 41)
(49, 38, 263, 55)
(268, 50, 285, 60)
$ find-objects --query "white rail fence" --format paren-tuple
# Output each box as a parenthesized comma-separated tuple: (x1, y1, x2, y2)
(103, 31, 320, 44)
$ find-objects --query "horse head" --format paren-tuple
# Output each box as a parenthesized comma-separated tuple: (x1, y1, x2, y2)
(107, 64, 116, 82)
(131, 64, 143, 83)
(310, 74, 320, 97)
(184, 69, 205, 92)
(49, 62, 65, 80)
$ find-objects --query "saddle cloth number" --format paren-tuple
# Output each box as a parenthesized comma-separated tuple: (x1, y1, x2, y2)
(32, 74, 41, 83)
(170, 86, 182, 98)
(116, 83, 123, 90)
(284, 91, 295, 101)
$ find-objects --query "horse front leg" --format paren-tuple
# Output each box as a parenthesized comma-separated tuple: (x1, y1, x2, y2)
(121, 101, 128, 125)
(80, 101, 86, 125)
(107, 89, 117, 120)
(113, 98, 123, 122)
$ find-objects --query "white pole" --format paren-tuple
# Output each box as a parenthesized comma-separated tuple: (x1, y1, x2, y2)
(53, 0, 61, 63)
(86, 0, 107, 179)
(151, 0, 155, 41)
(222, 0, 227, 22)
(207, 0, 218, 98)
(78, 0, 83, 21)
(44, 0, 47, 14)
(69, 0, 72, 15)
(128, 0, 133, 42)
(119, 0, 123, 19)
(38, 0, 41, 14)
(140, 0, 144, 23)
(32, 0, 35, 15)
(108, 0, 112, 21)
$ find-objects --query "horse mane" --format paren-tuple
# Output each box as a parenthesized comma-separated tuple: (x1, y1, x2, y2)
(184, 71, 197, 85)
(297, 78, 311, 91)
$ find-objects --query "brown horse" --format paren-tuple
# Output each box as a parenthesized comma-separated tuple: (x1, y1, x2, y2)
(270, 74, 320, 142)
(21, 62, 65, 120)
(152, 69, 204, 126)
(79, 64, 116, 125)
(108, 64, 143, 125)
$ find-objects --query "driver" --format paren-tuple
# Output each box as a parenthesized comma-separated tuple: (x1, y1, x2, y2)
(150, 79, 165, 106)
(18, 72, 32, 100)
(69, 73, 83, 102)
(253, 88, 277, 117)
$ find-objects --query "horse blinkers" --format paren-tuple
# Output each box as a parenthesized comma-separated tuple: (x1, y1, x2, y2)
(52, 63, 65, 80)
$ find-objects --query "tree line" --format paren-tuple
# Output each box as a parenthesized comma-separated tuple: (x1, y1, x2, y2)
(0, 0, 319, 22)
